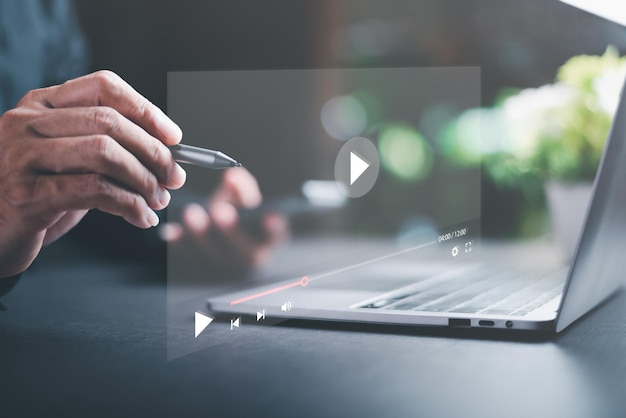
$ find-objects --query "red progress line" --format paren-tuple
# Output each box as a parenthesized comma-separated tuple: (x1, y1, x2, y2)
(229, 276, 309, 306)
(228, 242, 436, 306)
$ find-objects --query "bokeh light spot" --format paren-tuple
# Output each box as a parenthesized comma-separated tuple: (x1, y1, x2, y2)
(378, 124, 433, 181)
(321, 95, 368, 141)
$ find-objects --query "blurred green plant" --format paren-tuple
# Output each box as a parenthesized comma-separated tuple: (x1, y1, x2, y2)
(535, 47, 624, 181)
(441, 46, 626, 185)
(439, 47, 625, 237)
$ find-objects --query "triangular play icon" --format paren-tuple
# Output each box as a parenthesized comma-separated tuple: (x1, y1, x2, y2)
(195, 312, 214, 338)
(350, 152, 370, 185)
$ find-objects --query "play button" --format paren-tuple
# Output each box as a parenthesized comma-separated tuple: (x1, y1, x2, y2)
(194, 312, 214, 338)
(350, 152, 369, 185)
(334, 137, 380, 198)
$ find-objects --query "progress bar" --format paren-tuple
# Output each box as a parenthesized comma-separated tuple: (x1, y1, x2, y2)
(230, 276, 310, 306)
(229, 240, 437, 306)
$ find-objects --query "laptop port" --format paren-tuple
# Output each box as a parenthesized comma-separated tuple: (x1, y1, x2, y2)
(448, 318, 471, 327)
(478, 320, 495, 327)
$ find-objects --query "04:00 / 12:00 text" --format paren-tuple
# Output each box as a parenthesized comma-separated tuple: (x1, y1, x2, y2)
(437, 228, 467, 243)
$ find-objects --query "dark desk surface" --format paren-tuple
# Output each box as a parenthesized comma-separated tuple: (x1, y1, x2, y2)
(1, 240, 626, 418)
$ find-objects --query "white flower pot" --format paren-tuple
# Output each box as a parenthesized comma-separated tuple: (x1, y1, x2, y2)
(544, 180, 594, 262)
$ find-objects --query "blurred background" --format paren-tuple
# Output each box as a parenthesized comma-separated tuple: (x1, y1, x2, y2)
(54, 0, 626, 259)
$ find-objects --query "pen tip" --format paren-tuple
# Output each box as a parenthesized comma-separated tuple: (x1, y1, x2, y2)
(235, 162, 242, 167)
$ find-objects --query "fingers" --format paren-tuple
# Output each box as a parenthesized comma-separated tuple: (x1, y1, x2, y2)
(158, 222, 184, 243)
(183, 203, 212, 237)
(211, 202, 288, 246)
(211, 167, 262, 208)
(27, 174, 160, 229)
(28, 135, 171, 210)
(32, 71, 182, 146)
(208, 201, 286, 266)
(166, 201, 286, 270)
(42, 210, 88, 246)
(0, 70, 179, 275)
(180, 203, 221, 258)
(29, 107, 186, 189)
(261, 213, 290, 246)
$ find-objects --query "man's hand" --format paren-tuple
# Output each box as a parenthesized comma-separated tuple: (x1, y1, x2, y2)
(0, 71, 187, 277)
(160, 167, 288, 273)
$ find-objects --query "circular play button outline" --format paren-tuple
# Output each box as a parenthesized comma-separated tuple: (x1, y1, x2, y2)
(334, 137, 380, 198)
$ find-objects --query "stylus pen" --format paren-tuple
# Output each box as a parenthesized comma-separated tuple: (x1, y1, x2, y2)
(169, 144, 241, 169)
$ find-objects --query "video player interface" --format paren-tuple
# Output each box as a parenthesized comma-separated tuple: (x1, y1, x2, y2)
(166, 67, 481, 359)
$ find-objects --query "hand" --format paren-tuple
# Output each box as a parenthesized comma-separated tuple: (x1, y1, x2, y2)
(0, 71, 187, 278)
(160, 167, 288, 274)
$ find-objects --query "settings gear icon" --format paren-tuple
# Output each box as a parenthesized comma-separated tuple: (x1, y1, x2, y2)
(451, 246, 459, 257)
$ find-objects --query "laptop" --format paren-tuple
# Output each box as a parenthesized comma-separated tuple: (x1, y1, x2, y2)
(201, 67, 626, 335)
(164, 2, 623, 334)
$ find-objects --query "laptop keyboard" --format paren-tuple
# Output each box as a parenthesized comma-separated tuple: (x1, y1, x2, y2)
(359, 265, 567, 317)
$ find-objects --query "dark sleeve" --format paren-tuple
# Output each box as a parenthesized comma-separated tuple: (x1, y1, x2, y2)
(0, 0, 89, 113)
(42, 0, 90, 86)
(0, 274, 22, 312)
